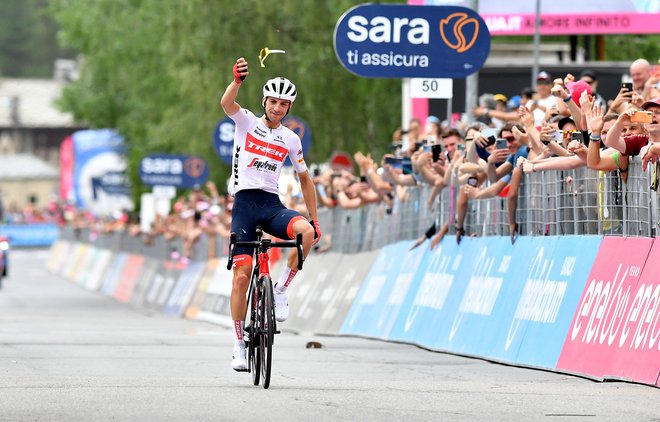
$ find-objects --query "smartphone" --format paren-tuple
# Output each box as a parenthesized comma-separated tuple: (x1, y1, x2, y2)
(457, 144, 466, 155)
(384, 156, 402, 168)
(414, 141, 424, 151)
(431, 144, 442, 162)
(313, 168, 320, 177)
(554, 130, 563, 142)
(467, 176, 478, 187)
(495, 139, 508, 150)
(571, 131, 583, 143)
(401, 157, 413, 175)
(631, 110, 653, 124)
(621, 82, 633, 92)
(423, 145, 432, 153)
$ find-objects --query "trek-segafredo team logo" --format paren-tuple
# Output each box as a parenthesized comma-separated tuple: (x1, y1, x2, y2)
(334, 4, 490, 78)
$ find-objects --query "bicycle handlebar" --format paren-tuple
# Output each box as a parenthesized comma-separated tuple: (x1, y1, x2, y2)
(226, 232, 304, 271)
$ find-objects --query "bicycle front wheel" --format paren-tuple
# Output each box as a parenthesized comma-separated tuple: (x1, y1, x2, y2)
(259, 275, 274, 389)
(247, 274, 260, 386)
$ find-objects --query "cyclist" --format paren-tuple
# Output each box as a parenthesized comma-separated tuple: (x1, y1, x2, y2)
(220, 57, 321, 371)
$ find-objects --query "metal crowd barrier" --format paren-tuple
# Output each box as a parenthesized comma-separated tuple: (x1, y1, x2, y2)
(61, 157, 658, 257)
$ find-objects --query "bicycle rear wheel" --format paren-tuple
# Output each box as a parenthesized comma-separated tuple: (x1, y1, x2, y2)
(247, 275, 260, 386)
(259, 275, 275, 389)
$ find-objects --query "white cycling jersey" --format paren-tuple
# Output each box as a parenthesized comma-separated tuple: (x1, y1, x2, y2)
(228, 107, 307, 196)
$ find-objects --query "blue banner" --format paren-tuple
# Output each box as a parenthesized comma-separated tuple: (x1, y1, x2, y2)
(139, 154, 209, 188)
(72, 129, 133, 215)
(212, 117, 235, 165)
(0, 224, 58, 247)
(334, 4, 491, 78)
(342, 235, 602, 370)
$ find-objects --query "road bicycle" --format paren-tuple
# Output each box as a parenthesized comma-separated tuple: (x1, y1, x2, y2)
(227, 227, 303, 389)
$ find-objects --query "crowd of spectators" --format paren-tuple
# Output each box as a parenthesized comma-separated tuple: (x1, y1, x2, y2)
(8, 57, 660, 259)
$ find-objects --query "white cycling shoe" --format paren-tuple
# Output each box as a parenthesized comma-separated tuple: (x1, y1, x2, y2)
(232, 346, 247, 372)
(274, 289, 289, 322)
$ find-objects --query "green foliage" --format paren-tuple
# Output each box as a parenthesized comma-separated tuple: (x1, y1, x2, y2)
(49, 0, 406, 195)
(604, 35, 660, 62)
(0, 0, 74, 77)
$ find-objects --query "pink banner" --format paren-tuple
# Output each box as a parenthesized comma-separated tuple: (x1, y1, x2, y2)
(113, 254, 145, 303)
(59, 136, 74, 201)
(484, 13, 660, 36)
(557, 237, 660, 386)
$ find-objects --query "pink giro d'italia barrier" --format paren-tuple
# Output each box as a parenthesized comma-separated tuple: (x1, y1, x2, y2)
(48, 233, 660, 388)
(557, 237, 660, 386)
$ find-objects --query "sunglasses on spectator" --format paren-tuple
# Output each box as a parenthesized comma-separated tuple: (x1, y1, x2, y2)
(503, 135, 515, 142)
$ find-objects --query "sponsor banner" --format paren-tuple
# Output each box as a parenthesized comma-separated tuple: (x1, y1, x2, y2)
(185, 259, 219, 320)
(164, 262, 206, 317)
(60, 135, 74, 201)
(287, 252, 344, 332)
(340, 241, 423, 338)
(483, 13, 660, 36)
(149, 261, 182, 311)
(129, 258, 160, 308)
(498, 236, 600, 367)
(196, 260, 233, 326)
(316, 250, 379, 334)
(557, 237, 660, 385)
(72, 129, 133, 216)
(139, 154, 209, 188)
(74, 245, 101, 286)
(64, 243, 90, 281)
(334, 4, 490, 78)
(99, 253, 128, 296)
(0, 223, 58, 247)
(387, 236, 465, 347)
(420, 0, 660, 35)
(84, 249, 113, 291)
(47, 240, 70, 274)
(363, 235, 600, 370)
(112, 254, 146, 303)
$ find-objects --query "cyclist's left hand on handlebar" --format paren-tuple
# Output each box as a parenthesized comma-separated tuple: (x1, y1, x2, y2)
(309, 219, 322, 246)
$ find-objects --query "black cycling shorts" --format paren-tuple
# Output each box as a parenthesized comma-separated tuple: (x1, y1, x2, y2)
(230, 189, 306, 265)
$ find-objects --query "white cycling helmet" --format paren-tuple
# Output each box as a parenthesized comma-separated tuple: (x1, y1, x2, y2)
(262, 77, 297, 102)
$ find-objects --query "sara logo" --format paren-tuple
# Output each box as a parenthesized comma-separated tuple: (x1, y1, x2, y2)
(440, 12, 479, 53)
(184, 156, 206, 178)
(334, 4, 490, 78)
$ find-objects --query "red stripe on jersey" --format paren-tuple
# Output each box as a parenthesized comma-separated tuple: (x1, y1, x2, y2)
(245, 133, 288, 162)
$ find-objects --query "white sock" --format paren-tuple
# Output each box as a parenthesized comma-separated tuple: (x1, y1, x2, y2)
(233, 320, 244, 349)
(275, 266, 297, 293)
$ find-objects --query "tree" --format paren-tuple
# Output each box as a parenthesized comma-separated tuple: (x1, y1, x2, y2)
(49, 0, 405, 197)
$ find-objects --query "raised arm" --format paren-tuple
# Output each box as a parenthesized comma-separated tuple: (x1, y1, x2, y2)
(220, 57, 249, 115)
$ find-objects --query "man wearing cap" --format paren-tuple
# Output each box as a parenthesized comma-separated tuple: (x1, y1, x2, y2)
(639, 99, 660, 169)
(531, 71, 559, 126)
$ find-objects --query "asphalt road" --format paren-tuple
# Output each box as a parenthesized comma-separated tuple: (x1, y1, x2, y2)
(1, 249, 659, 422)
